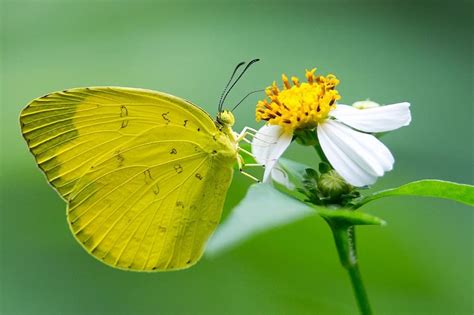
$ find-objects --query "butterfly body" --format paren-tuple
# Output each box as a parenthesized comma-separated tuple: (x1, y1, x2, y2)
(21, 86, 239, 271)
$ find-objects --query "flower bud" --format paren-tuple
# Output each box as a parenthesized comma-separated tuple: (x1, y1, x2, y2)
(317, 170, 352, 199)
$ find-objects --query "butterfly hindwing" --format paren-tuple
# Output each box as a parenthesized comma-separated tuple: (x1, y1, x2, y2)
(68, 125, 234, 270)
(20, 87, 236, 271)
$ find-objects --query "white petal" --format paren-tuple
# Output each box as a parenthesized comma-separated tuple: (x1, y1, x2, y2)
(330, 102, 411, 133)
(317, 121, 394, 186)
(251, 125, 292, 182)
(317, 124, 376, 186)
(352, 100, 380, 109)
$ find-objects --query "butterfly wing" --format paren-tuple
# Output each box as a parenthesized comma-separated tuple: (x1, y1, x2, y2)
(20, 87, 236, 271)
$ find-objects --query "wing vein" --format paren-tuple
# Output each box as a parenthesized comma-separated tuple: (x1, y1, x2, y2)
(25, 117, 160, 141)
(93, 157, 206, 262)
(152, 158, 208, 269)
(69, 152, 206, 215)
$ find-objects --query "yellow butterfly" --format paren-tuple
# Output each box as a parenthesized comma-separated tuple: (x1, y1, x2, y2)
(20, 60, 260, 271)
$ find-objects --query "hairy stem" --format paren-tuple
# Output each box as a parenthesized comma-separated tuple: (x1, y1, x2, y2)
(330, 224, 372, 315)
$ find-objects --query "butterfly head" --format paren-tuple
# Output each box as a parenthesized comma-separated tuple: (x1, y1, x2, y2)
(216, 110, 235, 127)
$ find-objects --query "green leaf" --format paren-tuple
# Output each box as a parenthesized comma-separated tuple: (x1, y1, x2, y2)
(206, 183, 385, 256)
(318, 162, 331, 174)
(276, 157, 311, 184)
(271, 158, 315, 197)
(357, 179, 474, 207)
(317, 208, 386, 227)
(205, 183, 315, 256)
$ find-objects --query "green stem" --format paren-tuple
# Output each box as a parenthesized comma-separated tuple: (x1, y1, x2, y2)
(347, 263, 371, 315)
(330, 224, 372, 315)
(314, 144, 330, 164)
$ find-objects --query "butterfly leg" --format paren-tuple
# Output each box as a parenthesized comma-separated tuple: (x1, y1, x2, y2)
(234, 126, 259, 143)
(234, 127, 270, 182)
(235, 127, 277, 146)
(236, 154, 261, 182)
(237, 146, 254, 157)
(236, 142, 266, 169)
(236, 147, 266, 182)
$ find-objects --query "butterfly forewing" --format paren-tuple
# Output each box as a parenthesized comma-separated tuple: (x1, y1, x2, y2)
(20, 87, 236, 271)
(21, 87, 216, 199)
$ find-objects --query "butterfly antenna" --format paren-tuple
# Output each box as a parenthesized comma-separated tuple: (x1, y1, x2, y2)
(230, 89, 265, 112)
(220, 58, 260, 111)
(218, 61, 246, 112)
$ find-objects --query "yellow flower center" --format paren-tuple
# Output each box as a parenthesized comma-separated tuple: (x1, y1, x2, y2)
(256, 68, 341, 132)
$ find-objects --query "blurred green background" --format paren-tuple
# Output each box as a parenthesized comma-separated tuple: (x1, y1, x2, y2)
(1, 0, 472, 314)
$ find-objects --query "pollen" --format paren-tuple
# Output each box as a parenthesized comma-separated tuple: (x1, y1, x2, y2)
(256, 68, 341, 132)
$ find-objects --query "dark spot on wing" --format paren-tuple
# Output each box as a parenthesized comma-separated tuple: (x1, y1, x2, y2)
(152, 184, 160, 195)
(120, 106, 129, 128)
(144, 169, 159, 194)
(120, 105, 128, 117)
(183, 119, 188, 127)
(144, 169, 153, 183)
(174, 164, 183, 174)
(162, 112, 170, 124)
(195, 173, 203, 180)
(115, 150, 124, 166)
(170, 148, 177, 154)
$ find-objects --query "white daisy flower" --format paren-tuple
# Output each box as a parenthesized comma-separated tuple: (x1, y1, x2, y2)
(252, 69, 411, 187)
